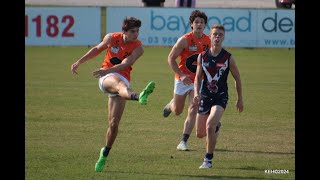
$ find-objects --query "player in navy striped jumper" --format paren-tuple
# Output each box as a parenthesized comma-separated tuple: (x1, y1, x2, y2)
(193, 24, 244, 169)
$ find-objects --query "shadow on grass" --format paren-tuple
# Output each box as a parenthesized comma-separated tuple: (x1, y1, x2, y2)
(99, 170, 282, 180)
(216, 148, 294, 155)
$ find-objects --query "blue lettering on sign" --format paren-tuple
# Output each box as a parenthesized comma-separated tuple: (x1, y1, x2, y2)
(151, 11, 166, 30)
(237, 13, 251, 32)
(151, 10, 190, 32)
(151, 10, 252, 33)
(207, 12, 251, 32)
(167, 16, 179, 30)
(262, 12, 295, 33)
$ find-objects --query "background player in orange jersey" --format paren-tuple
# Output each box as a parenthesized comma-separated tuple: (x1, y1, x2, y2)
(70, 17, 155, 172)
(162, 10, 211, 151)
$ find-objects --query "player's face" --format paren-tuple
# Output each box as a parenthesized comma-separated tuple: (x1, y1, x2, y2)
(191, 17, 206, 33)
(210, 28, 224, 46)
(125, 27, 140, 41)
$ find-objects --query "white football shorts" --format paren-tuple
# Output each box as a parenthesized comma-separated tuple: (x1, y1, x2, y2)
(98, 72, 130, 97)
(174, 79, 194, 95)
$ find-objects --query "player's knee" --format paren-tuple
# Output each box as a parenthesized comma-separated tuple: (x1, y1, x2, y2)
(172, 107, 183, 115)
(196, 132, 206, 138)
(188, 105, 197, 114)
(207, 125, 218, 135)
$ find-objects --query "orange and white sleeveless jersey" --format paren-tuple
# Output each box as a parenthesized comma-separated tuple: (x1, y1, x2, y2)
(175, 32, 211, 82)
(101, 32, 142, 82)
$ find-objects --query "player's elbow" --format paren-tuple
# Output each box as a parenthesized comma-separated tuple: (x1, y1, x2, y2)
(167, 54, 176, 65)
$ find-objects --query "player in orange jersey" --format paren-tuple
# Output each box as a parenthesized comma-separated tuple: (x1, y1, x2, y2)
(163, 10, 211, 151)
(70, 17, 155, 172)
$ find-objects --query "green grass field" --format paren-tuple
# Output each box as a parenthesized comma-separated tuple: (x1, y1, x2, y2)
(25, 46, 295, 180)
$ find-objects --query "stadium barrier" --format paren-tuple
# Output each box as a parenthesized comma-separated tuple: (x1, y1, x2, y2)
(25, 6, 294, 48)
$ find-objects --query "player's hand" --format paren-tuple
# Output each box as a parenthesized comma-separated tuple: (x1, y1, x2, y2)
(180, 74, 192, 85)
(192, 95, 200, 107)
(92, 68, 108, 78)
(236, 99, 244, 113)
(71, 62, 80, 75)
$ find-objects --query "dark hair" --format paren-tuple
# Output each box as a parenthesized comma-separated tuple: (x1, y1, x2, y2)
(122, 17, 142, 32)
(189, 10, 208, 25)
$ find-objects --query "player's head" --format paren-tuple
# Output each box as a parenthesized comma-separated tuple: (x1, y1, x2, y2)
(189, 10, 207, 31)
(122, 17, 141, 41)
(210, 24, 225, 46)
(122, 17, 141, 32)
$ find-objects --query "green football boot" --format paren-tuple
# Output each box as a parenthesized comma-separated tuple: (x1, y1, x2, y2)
(95, 147, 107, 172)
(139, 81, 155, 105)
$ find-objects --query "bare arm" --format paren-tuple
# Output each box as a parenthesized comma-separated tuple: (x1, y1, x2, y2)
(193, 53, 203, 104)
(92, 45, 144, 78)
(71, 33, 112, 74)
(229, 55, 244, 113)
(167, 36, 191, 85)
